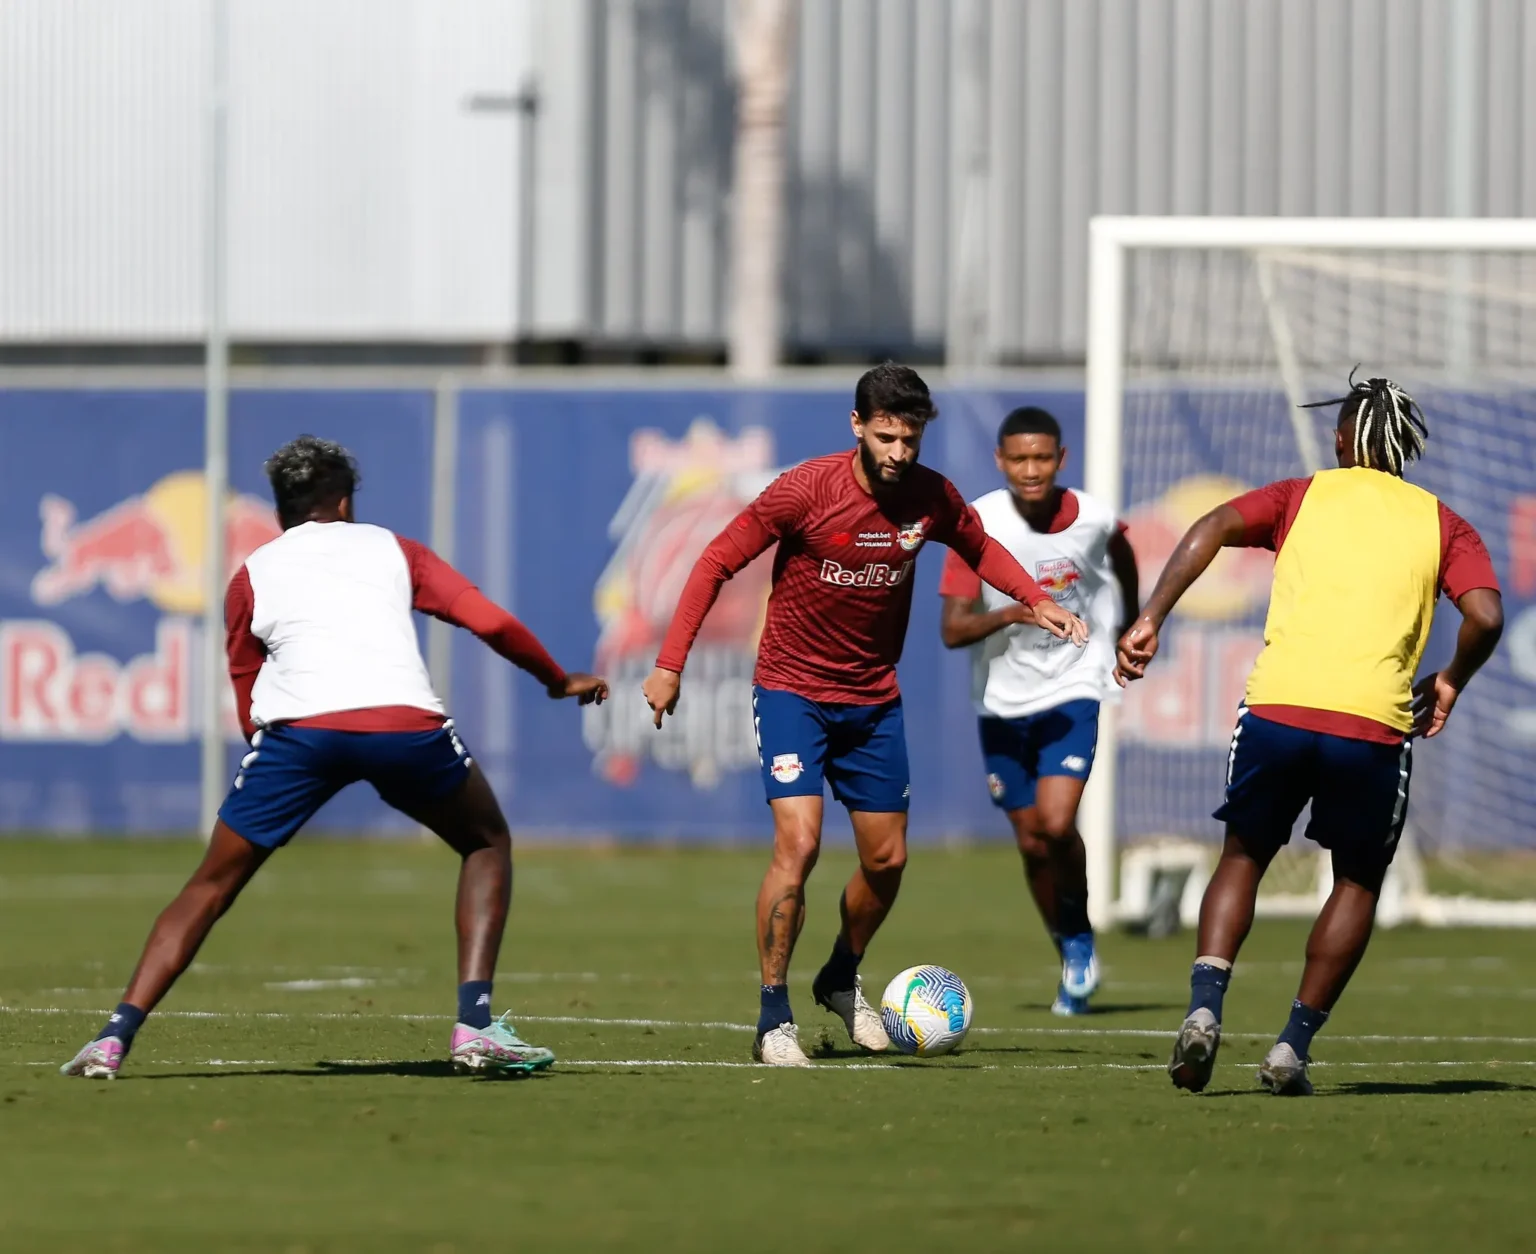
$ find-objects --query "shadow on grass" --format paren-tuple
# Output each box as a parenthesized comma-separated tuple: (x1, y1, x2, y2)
(1019, 1001, 1182, 1016)
(135, 1060, 550, 1081)
(1328, 1078, 1536, 1096)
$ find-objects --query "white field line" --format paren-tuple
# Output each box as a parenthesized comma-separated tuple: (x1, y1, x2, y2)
(10, 1004, 1536, 1048)
(23, 1057, 1536, 1073)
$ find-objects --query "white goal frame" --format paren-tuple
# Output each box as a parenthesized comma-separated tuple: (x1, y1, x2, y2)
(1081, 215, 1536, 930)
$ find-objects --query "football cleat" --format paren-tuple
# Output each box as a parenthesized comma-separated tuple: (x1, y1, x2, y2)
(1257, 1041, 1314, 1096)
(752, 1022, 812, 1067)
(1059, 933, 1101, 1001)
(812, 972, 891, 1052)
(1050, 983, 1091, 1016)
(1168, 1008, 1221, 1093)
(60, 1036, 125, 1080)
(450, 1013, 555, 1074)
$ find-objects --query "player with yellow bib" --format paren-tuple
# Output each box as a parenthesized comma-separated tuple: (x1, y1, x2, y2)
(1117, 373, 1505, 1096)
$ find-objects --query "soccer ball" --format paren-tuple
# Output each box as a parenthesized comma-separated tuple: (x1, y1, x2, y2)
(880, 965, 973, 1056)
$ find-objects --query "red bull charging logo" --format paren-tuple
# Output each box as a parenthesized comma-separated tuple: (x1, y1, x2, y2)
(1118, 474, 1273, 748)
(4, 472, 280, 743)
(581, 420, 776, 788)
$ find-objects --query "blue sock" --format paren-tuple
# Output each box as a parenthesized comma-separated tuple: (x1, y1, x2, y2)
(1187, 961, 1232, 1020)
(817, 936, 862, 993)
(457, 980, 494, 1030)
(758, 984, 792, 1034)
(1277, 1000, 1328, 1058)
(97, 1003, 146, 1048)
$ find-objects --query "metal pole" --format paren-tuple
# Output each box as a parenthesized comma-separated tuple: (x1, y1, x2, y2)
(728, 0, 797, 379)
(1445, 0, 1479, 381)
(199, 0, 231, 839)
(946, 0, 990, 371)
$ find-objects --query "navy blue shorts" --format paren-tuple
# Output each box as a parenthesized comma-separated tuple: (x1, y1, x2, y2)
(218, 722, 474, 849)
(752, 686, 910, 812)
(1214, 707, 1412, 880)
(978, 699, 1100, 812)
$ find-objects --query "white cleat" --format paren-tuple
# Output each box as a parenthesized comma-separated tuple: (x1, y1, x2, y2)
(60, 1036, 125, 1079)
(752, 1022, 812, 1067)
(813, 974, 891, 1053)
(1168, 1008, 1221, 1093)
(1258, 1041, 1314, 1096)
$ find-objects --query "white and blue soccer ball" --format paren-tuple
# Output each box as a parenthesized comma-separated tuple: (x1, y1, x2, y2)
(880, 965, 973, 1056)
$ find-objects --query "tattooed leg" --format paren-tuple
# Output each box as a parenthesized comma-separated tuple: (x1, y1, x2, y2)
(757, 796, 824, 984)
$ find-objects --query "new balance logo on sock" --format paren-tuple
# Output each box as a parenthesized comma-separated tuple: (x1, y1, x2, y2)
(476, 994, 491, 1007)
(108, 1014, 122, 1025)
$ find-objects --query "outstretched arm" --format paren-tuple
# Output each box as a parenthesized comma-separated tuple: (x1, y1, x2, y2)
(1116, 504, 1246, 685)
(400, 537, 606, 704)
(643, 508, 778, 726)
(935, 549, 1031, 648)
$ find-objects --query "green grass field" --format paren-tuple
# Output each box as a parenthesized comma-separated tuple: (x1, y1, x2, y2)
(3, 839, 1535, 1253)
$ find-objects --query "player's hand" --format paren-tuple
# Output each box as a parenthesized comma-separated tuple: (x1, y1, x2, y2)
(1030, 600, 1089, 646)
(550, 672, 609, 705)
(1412, 671, 1460, 738)
(642, 667, 681, 728)
(1115, 617, 1160, 686)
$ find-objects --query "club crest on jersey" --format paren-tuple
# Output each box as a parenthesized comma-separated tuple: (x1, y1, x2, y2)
(897, 520, 927, 551)
(1034, 556, 1082, 601)
(770, 753, 804, 783)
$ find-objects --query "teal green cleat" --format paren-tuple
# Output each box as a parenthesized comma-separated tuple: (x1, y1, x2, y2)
(450, 1012, 556, 1075)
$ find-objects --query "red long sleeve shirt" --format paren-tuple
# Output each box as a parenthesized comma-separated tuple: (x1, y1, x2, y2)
(655, 450, 1050, 704)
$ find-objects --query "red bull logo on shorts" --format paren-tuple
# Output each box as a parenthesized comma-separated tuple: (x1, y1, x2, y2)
(3, 472, 281, 743)
(581, 420, 777, 788)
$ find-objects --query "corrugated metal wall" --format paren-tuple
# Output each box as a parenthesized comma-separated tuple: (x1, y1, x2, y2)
(4, 1, 1533, 357)
(531, 0, 1536, 362)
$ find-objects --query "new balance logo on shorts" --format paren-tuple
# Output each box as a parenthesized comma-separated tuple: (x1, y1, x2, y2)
(1062, 755, 1088, 772)
(819, 558, 912, 588)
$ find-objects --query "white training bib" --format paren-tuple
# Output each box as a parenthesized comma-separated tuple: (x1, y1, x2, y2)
(965, 488, 1123, 720)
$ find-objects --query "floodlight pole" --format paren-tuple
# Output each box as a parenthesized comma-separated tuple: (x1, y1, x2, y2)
(199, 0, 231, 840)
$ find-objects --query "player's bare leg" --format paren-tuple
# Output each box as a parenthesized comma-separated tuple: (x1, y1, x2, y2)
(62, 821, 270, 1077)
(753, 795, 821, 1065)
(398, 762, 552, 1074)
(1259, 860, 1382, 1096)
(807, 810, 904, 1052)
(1169, 831, 1275, 1092)
(1012, 776, 1097, 1012)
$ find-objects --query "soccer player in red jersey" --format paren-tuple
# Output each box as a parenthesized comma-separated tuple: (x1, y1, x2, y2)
(643, 364, 1088, 1066)
(62, 437, 606, 1080)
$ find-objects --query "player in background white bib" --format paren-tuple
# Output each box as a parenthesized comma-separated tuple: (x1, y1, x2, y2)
(939, 407, 1139, 1014)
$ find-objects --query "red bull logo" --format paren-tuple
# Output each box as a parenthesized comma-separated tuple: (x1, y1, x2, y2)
(581, 419, 776, 788)
(1034, 557, 1082, 604)
(2, 472, 280, 744)
(31, 471, 281, 612)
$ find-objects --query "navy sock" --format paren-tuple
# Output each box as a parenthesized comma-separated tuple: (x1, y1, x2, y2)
(1187, 962, 1232, 1020)
(1277, 1000, 1329, 1058)
(1057, 891, 1091, 940)
(97, 1003, 146, 1048)
(818, 936, 862, 993)
(457, 980, 494, 1030)
(758, 984, 792, 1034)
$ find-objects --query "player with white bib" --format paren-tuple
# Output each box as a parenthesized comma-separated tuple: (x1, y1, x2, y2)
(939, 407, 1138, 1014)
(62, 437, 606, 1080)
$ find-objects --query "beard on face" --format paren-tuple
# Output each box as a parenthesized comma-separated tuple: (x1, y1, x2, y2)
(859, 438, 911, 488)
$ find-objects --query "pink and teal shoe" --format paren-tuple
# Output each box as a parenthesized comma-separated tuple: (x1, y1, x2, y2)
(450, 1013, 555, 1074)
(60, 1036, 125, 1079)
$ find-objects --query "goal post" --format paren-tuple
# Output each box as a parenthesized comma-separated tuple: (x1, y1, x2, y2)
(1083, 216, 1536, 930)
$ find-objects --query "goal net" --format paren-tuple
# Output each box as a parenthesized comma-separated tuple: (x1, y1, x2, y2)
(1083, 218, 1536, 929)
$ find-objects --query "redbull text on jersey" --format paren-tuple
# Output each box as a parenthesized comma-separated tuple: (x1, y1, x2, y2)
(819, 558, 913, 588)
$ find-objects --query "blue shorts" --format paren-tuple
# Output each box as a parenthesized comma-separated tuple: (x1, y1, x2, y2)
(753, 686, 910, 812)
(979, 699, 1100, 812)
(218, 722, 474, 849)
(1213, 707, 1412, 881)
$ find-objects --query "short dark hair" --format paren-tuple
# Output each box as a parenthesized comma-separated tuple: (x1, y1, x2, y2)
(997, 406, 1061, 447)
(854, 361, 937, 425)
(265, 435, 360, 528)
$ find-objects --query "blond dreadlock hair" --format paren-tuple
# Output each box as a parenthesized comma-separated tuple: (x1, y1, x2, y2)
(1301, 367, 1429, 477)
